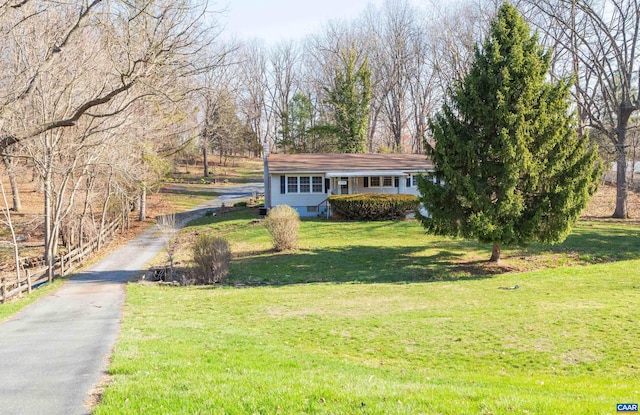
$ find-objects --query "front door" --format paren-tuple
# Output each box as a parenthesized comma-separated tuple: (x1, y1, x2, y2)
(339, 177, 349, 195)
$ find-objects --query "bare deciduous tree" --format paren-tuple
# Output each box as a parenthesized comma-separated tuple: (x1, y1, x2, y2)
(237, 41, 270, 154)
(0, 0, 226, 278)
(522, 0, 640, 218)
(0, 179, 20, 285)
(268, 41, 301, 151)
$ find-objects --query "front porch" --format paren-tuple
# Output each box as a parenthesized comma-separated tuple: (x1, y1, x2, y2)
(326, 171, 417, 196)
(264, 153, 433, 217)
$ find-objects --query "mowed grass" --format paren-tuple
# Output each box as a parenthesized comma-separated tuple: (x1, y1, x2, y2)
(183, 210, 640, 285)
(156, 183, 219, 212)
(171, 157, 263, 185)
(95, 214, 640, 414)
(97, 264, 639, 414)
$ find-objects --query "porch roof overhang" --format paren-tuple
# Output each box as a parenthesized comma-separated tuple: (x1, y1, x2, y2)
(324, 170, 410, 178)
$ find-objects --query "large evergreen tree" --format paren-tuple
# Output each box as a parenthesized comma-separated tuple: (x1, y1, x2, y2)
(418, 3, 600, 262)
(325, 49, 372, 153)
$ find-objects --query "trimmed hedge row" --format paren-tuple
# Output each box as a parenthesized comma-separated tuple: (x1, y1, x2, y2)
(328, 193, 420, 221)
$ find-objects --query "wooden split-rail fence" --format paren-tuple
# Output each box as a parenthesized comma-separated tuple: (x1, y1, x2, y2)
(1, 219, 121, 304)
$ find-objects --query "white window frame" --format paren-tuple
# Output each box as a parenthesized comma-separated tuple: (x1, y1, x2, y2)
(368, 176, 395, 188)
(286, 175, 324, 194)
(299, 176, 311, 193)
(287, 176, 299, 193)
(312, 176, 323, 193)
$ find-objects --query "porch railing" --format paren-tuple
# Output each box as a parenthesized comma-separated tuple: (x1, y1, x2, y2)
(316, 197, 330, 218)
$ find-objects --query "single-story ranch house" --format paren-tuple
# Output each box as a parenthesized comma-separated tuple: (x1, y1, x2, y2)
(264, 153, 434, 217)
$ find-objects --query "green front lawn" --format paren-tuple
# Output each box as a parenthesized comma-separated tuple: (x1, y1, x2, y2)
(185, 211, 640, 285)
(97, 263, 639, 414)
(94, 215, 640, 414)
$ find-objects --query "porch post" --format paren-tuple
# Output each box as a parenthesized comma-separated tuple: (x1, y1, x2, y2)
(263, 142, 271, 210)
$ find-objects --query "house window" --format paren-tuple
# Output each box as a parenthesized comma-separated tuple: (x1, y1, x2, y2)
(300, 177, 311, 193)
(312, 177, 323, 193)
(411, 175, 418, 187)
(285, 176, 324, 193)
(287, 176, 298, 193)
(366, 176, 396, 188)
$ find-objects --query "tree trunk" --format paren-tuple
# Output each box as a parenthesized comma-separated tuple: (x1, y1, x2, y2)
(1, 154, 21, 212)
(138, 184, 146, 221)
(613, 104, 632, 219)
(489, 243, 501, 263)
(78, 176, 93, 250)
(0, 181, 20, 284)
(47, 223, 61, 283)
(97, 173, 113, 251)
(202, 146, 209, 177)
(631, 139, 637, 185)
(368, 105, 381, 153)
(42, 143, 55, 282)
(614, 147, 628, 218)
(44, 175, 55, 283)
(121, 198, 130, 231)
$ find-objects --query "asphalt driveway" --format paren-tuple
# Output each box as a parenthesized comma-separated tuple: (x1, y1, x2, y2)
(0, 183, 262, 415)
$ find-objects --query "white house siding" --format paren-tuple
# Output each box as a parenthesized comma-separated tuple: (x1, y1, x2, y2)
(269, 174, 424, 217)
(270, 175, 329, 217)
(265, 153, 434, 218)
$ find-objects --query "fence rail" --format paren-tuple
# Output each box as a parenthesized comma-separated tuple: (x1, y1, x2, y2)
(1, 219, 121, 304)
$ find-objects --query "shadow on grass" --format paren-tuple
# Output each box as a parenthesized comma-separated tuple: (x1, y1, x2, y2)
(180, 215, 640, 287)
(521, 223, 640, 262)
(183, 208, 261, 228)
(227, 243, 501, 286)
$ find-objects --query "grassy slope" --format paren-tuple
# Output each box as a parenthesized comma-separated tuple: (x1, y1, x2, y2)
(95, 214, 640, 414)
(184, 211, 640, 285)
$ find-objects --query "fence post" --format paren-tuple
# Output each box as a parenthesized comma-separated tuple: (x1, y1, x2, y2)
(27, 270, 32, 294)
(1, 276, 6, 304)
(60, 254, 65, 277)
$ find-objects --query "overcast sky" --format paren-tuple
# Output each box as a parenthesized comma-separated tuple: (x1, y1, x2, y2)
(219, 0, 385, 45)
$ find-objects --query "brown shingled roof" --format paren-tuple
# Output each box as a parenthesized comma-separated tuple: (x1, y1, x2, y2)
(267, 153, 433, 173)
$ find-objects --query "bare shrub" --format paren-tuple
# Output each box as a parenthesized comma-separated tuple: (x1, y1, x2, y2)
(191, 234, 231, 285)
(158, 213, 177, 281)
(264, 205, 300, 251)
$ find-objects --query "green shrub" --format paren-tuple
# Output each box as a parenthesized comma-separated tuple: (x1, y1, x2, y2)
(264, 205, 300, 251)
(233, 201, 248, 207)
(328, 193, 420, 221)
(191, 234, 231, 284)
